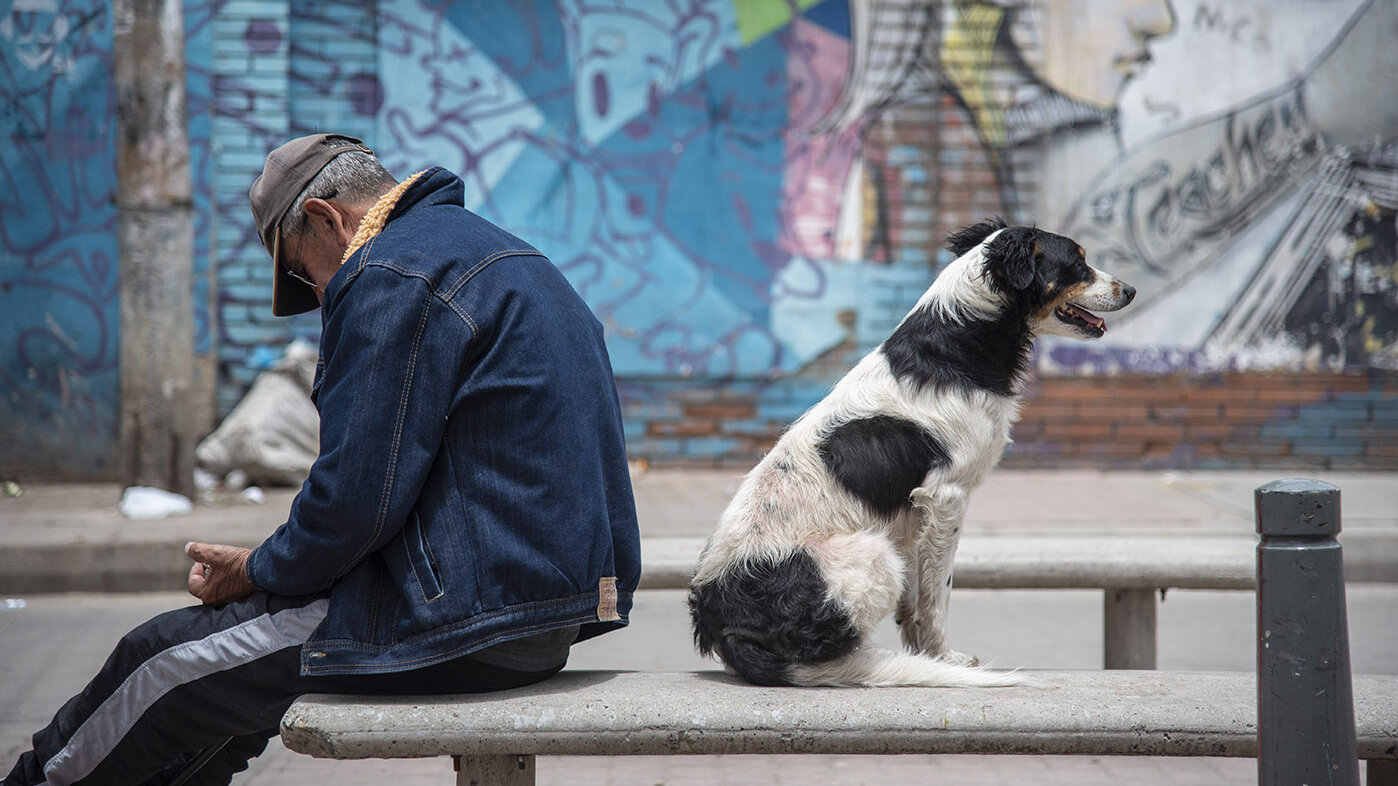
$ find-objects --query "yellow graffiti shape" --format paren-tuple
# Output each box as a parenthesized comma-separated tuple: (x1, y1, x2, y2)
(942, 3, 1007, 150)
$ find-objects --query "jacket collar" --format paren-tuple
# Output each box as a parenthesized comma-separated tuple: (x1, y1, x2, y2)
(384, 166, 464, 223)
(319, 166, 466, 324)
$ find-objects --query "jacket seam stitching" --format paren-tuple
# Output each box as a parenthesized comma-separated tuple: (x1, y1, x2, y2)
(443, 446, 486, 609)
(444, 249, 544, 300)
(447, 300, 477, 336)
(363, 260, 477, 335)
(360, 233, 378, 267)
(369, 565, 382, 637)
(338, 282, 434, 576)
(405, 514, 445, 603)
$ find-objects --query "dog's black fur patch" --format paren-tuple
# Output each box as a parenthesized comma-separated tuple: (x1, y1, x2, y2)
(882, 306, 1034, 397)
(689, 550, 860, 686)
(945, 217, 1008, 258)
(885, 221, 1094, 396)
(818, 415, 950, 518)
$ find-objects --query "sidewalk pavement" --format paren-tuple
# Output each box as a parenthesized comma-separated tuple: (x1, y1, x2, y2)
(2, 468, 1396, 594)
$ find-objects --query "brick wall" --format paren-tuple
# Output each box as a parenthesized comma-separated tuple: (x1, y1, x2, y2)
(626, 372, 1398, 471)
(1006, 373, 1398, 470)
(620, 377, 833, 470)
(194, 1, 1398, 475)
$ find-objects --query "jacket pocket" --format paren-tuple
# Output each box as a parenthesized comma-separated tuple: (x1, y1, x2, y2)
(403, 510, 445, 602)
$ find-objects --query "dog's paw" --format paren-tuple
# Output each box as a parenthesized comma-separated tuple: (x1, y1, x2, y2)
(936, 650, 980, 668)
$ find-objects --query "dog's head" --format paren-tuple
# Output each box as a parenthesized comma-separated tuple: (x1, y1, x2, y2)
(946, 218, 1135, 339)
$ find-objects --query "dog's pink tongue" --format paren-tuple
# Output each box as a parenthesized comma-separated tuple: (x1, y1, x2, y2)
(1067, 303, 1106, 329)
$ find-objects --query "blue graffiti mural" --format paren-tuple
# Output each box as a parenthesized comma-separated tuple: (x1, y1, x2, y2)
(0, 0, 117, 474)
(1, 0, 216, 477)
(372, 0, 859, 377)
(0, 0, 894, 475)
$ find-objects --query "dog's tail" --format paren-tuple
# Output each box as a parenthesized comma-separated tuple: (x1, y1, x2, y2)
(787, 646, 1021, 688)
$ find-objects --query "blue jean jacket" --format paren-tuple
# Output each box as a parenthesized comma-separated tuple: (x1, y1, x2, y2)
(246, 168, 641, 676)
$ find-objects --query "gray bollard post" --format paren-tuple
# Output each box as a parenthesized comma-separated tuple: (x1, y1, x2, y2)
(1256, 478, 1358, 786)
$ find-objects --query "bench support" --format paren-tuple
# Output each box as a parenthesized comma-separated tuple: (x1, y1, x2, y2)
(1104, 589, 1156, 669)
(454, 753, 535, 786)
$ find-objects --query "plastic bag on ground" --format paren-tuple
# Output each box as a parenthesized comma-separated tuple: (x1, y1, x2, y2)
(119, 486, 193, 519)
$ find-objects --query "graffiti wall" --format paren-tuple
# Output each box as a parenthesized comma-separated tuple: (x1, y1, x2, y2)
(369, 0, 865, 378)
(0, 0, 215, 478)
(843, 0, 1398, 375)
(0, 0, 118, 476)
(4, 0, 1395, 476)
(353, 0, 1398, 383)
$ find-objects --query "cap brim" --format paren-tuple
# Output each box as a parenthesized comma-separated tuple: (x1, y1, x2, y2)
(270, 232, 322, 317)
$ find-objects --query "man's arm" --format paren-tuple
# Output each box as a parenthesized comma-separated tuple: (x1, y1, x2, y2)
(245, 268, 466, 596)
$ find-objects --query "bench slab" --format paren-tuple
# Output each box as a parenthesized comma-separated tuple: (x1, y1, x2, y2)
(282, 670, 1398, 760)
(639, 536, 1259, 591)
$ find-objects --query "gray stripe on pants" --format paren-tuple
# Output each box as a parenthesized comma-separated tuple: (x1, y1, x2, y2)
(40, 598, 329, 786)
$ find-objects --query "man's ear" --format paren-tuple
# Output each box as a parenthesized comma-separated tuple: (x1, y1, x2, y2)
(302, 198, 353, 246)
(985, 227, 1037, 291)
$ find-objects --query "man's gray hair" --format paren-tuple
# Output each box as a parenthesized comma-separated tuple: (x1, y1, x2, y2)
(280, 138, 397, 239)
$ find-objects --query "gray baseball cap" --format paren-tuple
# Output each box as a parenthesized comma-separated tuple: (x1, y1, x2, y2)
(250, 133, 373, 316)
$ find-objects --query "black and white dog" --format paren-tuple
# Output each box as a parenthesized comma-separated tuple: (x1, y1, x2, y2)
(689, 218, 1136, 687)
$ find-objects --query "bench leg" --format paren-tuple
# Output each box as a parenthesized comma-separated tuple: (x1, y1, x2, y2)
(1370, 759, 1398, 786)
(1104, 589, 1157, 669)
(454, 754, 535, 786)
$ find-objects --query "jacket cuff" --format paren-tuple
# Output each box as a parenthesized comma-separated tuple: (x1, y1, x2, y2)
(245, 546, 272, 593)
(242, 548, 261, 591)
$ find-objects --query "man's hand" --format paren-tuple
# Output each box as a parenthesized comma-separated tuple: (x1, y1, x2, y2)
(185, 542, 256, 605)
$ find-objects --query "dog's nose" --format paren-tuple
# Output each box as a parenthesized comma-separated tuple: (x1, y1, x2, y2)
(1121, 283, 1137, 304)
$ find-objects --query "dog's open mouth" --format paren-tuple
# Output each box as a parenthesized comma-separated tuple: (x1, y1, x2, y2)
(1055, 302, 1107, 336)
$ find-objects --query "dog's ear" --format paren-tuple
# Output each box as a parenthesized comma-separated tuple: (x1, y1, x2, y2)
(984, 227, 1037, 292)
(945, 217, 1009, 258)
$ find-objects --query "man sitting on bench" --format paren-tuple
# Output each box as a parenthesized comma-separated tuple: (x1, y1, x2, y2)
(4, 134, 642, 786)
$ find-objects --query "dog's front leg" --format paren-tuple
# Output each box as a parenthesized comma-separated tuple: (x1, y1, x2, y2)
(899, 484, 976, 665)
(892, 508, 920, 631)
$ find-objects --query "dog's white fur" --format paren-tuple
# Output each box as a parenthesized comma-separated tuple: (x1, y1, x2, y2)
(690, 227, 1134, 688)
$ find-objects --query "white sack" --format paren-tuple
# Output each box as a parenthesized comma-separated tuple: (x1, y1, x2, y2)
(195, 341, 319, 487)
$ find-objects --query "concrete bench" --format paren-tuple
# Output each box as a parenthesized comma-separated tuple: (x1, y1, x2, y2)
(641, 535, 1259, 669)
(281, 669, 1398, 784)
(278, 481, 1390, 784)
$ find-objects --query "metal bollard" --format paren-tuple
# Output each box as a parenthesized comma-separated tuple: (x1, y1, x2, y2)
(1255, 478, 1358, 786)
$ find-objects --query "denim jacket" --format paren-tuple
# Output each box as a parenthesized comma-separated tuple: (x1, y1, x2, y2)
(246, 167, 641, 676)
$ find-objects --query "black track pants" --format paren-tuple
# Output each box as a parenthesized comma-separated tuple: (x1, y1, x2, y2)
(4, 592, 563, 786)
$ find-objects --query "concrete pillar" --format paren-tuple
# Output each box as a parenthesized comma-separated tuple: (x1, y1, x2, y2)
(1369, 760, 1398, 786)
(454, 754, 535, 786)
(1104, 588, 1157, 670)
(1256, 478, 1358, 785)
(114, 0, 196, 497)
